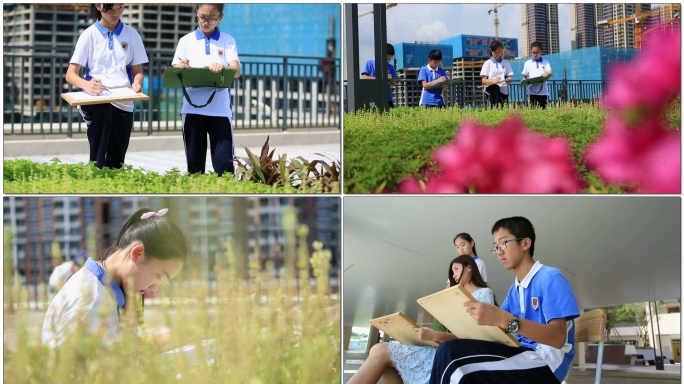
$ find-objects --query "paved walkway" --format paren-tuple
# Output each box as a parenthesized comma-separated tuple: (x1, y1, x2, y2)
(343, 350, 681, 384)
(3, 131, 340, 174)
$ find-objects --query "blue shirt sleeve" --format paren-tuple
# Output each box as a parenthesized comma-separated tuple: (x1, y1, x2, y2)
(362, 59, 376, 77)
(417, 66, 428, 82)
(541, 270, 580, 323)
(388, 64, 398, 79)
(440, 67, 449, 81)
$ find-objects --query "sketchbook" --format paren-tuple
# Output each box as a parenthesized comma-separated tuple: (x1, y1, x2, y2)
(369, 312, 439, 347)
(417, 285, 519, 347)
(520, 73, 553, 87)
(61, 88, 149, 106)
(425, 78, 460, 90)
(162, 67, 237, 88)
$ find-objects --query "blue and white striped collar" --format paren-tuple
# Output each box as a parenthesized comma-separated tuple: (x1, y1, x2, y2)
(195, 26, 221, 40)
(94, 19, 124, 35)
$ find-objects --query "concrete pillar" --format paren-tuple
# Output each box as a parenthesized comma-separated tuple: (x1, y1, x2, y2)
(344, 325, 353, 350)
(366, 325, 380, 354)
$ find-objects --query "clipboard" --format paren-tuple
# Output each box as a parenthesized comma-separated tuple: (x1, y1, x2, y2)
(425, 78, 460, 90)
(162, 67, 237, 88)
(163, 67, 237, 108)
(370, 312, 439, 347)
(61, 88, 149, 107)
(521, 73, 552, 87)
(417, 285, 519, 347)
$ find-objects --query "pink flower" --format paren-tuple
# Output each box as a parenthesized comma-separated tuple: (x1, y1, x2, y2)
(585, 116, 680, 193)
(603, 28, 680, 113)
(399, 117, 582, 193)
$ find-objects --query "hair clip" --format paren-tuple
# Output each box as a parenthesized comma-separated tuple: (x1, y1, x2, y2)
(141, 208, 169, 220)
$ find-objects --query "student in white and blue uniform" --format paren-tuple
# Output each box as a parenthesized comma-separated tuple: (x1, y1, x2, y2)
(418, 50, 448, 108)
(172, 4, 241, 176)
(522, 41, 553, 109)
(430, 216, 580, 384)
(65, 4, 148, 169)
(453, 232, 488, 282)
(42, 208, 188, 348)
(362, 44, 399, 108)
(479, 40, 514, 108)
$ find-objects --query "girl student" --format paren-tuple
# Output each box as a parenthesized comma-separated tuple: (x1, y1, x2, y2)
(42, 208, 188, 348)
(452, 232, 487, 283)
(348, 256, 496, 384)
(65, 4, 148, 169)
(479, 40, 514, 108)
(172, 4, 241, 176)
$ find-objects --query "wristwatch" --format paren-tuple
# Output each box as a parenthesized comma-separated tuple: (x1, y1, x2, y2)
(505, 315, 520, 334)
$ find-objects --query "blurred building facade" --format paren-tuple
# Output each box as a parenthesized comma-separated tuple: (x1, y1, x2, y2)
(3, 197, 340, 286)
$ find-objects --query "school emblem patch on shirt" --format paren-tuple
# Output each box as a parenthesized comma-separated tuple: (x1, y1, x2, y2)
(121, 42, 128, 52)
(218, 50, 224, 57)
(532, 296, 539, 310)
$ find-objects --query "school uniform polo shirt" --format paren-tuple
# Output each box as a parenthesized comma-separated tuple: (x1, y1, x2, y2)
(473, 256, 488, 282)
(361, 59, 398, 102)
(70, 20, 148, 112)
(42, 258, 125, 348)
(172, 27, 240, 119)
(522, 58, 552, 96)
(479, 58, 514, 95)
(417, 65, 448, 105)
(501, 261, 580, 382)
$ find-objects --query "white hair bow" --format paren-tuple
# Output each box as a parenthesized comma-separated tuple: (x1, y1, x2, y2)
(141, 208, 169, 220)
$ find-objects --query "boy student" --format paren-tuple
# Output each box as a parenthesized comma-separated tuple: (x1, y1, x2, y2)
(362, 43, 399, 108)
(429, 216, 580, 384)
(479, 40, 514, 108)
(66, 4, 148, 169)
(172, 4, 241, 176)
(418, 50, 448, 108)
(522, 41, 553, 109)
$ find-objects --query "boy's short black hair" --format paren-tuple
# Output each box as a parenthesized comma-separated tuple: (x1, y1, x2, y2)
(530, 41, 543, 51)
(491, 216, 536, 257)
(428, 49, 442, 61)
(387, 44, 395, 56)
(490, 40, 503, 53)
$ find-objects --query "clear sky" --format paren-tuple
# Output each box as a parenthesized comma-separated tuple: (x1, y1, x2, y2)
(353, 3, 660, 67)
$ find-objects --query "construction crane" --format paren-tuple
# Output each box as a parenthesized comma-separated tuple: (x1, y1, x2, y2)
(358, 3, 398, 18)
(597, 4, 681, 49)
(487, 4, 506, 40)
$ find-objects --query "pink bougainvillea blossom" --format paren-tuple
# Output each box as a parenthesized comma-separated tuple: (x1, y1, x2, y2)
(585, 116, 680, 193)
(602, 28, 681, 113)
(399, 117, 582, 193)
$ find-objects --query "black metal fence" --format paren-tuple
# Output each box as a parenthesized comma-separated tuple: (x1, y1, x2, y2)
(344, 78, 607, 111)
(4, 46, 341, 136)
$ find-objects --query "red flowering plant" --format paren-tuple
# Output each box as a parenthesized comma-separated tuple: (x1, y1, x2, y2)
(585, 28, 681, 193)
(399, 117, 582, 193)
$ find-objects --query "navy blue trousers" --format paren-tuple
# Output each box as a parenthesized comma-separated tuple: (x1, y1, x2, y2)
(429, 339, 559, 384)
(182, 114, 235, 176)
(80, 104, 133, 169)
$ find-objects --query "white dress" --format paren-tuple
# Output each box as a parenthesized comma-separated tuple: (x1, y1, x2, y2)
(385, 287, 496, 384)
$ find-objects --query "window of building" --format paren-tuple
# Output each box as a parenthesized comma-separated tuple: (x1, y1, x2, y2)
(667, 306, 680, 314)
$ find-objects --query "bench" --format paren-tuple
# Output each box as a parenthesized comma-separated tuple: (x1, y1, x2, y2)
(564, 309, 605, 384)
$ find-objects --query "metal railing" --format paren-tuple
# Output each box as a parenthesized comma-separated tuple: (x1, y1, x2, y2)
(344, 78, 607, 111)
(4, 46, 341, 136)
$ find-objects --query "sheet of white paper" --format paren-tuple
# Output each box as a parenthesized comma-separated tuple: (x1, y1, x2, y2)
(65, 88, 138, 101)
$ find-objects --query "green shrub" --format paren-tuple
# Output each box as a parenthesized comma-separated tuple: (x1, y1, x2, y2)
(4, 158, 340, 194)
(343, 104, 679, 193)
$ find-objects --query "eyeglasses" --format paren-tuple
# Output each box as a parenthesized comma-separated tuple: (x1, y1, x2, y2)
(491, 238, 525, 256)
(531, 51, 542, 55)
(196, 16, 220, 24)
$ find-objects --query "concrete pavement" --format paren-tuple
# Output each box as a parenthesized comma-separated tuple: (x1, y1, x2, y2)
(3, 131, 340, 174)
